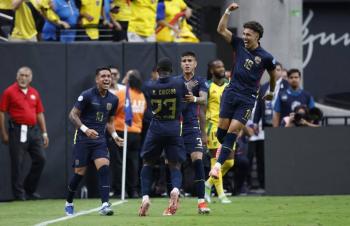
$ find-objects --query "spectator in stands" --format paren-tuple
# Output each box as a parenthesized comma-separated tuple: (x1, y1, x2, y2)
(281, 105, 320, 128)
(10, 0, 70, 42)
(155, 0, 197, 43)
(109, 0, 131, 41)
(272, 69, 315, 127)
(41, 0, 79, 42)
(281, 68, 288, 80)
(127, 0, 158, 42)
(79, 0, 103, 40)
(0, 66, 49, 200)
(0, 0, 14, 39)
(109, 70, 146, 198)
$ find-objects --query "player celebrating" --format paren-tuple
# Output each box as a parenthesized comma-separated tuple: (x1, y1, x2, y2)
(204, 59, 233, 204)
(209, 2, 278, 179)
(64, 67, 123, 216)
(178, 51, 210, 214)
(139, 58, 188, 217)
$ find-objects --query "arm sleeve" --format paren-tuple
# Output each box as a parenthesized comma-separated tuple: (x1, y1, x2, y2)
(199, 77, 208, 93)
(264, 54, 277, 72)
(230, 36, 243, 51)
(74, 91, 89, 112)
(274, 94, 281, 113)
(0, 91, 10, 112)
(156, 2, 165, 21)
(36, 91, 45, 113)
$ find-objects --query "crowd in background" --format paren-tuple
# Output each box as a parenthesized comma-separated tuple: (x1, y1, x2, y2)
(0, 0, 199, 43)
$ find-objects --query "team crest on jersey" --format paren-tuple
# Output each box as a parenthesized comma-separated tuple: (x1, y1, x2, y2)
(106, 103, 112, 111)
(254, 56, 262, 65)
(281, 94, 288, 101)
(30, 94, 36, 100)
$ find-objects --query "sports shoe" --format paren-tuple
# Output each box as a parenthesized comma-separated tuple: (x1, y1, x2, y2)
(163, 189, 179, 216)
(138, 199, 151, 216)
(198, 201, 210, 214)
(209, 166, 220, 179)
(219, 195, 232, 204)
(204, 182, 212, 203)
(99, 202, 114, 216)
(65, 203, 74, 216)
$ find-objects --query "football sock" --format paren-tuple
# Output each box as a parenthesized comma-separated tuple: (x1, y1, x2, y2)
(216, 128, 228, 144)
(140, 165, 153, 196)
(169, 167, 182, 190)
(218, 133, 237, 164)
(97, 165, 110, 203)
(193, 159, 205, 199)
(66, 173, 83, 203)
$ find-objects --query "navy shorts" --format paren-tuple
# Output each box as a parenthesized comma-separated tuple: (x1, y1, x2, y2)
(219, 89, 255, 125)
(72, 141, 110, 167)
(182, 126, 203, 154)
(141, 130, 186, 163)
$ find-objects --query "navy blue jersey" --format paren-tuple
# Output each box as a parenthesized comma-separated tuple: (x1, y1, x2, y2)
(74, 87, 118, 143)
(143, 76, 188, 136)
(228, 36, 276, 101)
(274, 88, 315, 119)
(177, 75, 208, 127)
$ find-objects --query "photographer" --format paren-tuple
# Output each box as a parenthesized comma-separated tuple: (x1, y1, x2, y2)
(281, 105, 320, 128)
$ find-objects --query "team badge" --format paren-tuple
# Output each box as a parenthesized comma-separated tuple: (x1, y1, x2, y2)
(78, 95, 83, 101)
(254, 56, 262, 64)
(281, 94, 288, 101)
(106, 103, 112, 111)
(30, 94, 36, 100)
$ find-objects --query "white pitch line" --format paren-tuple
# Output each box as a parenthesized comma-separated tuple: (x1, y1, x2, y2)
(34, 200, 127, 226)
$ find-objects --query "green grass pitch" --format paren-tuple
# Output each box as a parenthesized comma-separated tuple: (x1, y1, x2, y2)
(1, 196, 350, 226)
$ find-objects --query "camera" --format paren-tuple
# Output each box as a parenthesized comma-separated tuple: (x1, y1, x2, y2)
(293, 105, 309, 126)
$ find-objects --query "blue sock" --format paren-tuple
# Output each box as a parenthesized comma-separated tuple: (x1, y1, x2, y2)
(193, 159, 205, 199)
(98, 165, 110, 203)
(216, 128, 228, 144)
(140, 165, 153, 196)
(66, 173, 83, 203)
(217, 133, 237, 164)
(169, 167, 182, 190)
(166, 165, 172, 195)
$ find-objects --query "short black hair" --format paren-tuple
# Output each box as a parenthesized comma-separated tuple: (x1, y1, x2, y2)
(95, 67, 111, 76)
(157, 57, 173, 73)
(275, 61, 283, 68)
(128, 70, 142, 91)
(181, 51, 197, 59)
(243, 21, 264, 40)
(287, 68, 301, 78)
(207, 59, 222, 80)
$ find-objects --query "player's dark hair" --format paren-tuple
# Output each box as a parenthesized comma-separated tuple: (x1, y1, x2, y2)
(207, 59, 221, 81)
(128, 70, 142, 92)
(287, 68, 301, 78)
(181, 51, 197, 59)
(157, 57, 173, 75)
(243, 21, 264, 40)
(95, 67, 111, 76)
(275, 61, 283, 68)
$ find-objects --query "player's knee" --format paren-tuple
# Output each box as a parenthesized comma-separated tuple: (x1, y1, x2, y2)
(97, 165, 109, 176)
(216, 128, 228, 144)
(190, 151, 202, 161)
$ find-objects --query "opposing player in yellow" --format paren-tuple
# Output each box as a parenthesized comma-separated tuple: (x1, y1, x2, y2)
(205, 59, 234, 204)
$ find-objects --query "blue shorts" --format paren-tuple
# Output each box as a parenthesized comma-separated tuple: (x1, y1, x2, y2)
(182, 126, 203, 154)
(219, 89, 255, 125)
(141, 129, 186, 163)
(72, 141, 110, 167)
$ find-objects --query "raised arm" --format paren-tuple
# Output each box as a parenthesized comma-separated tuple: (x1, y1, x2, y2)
(217, 2, 239, 43)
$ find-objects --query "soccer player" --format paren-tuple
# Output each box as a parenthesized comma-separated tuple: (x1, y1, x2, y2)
(64, 67, 123, 216)
(209, 2, 278, 179)
(138, 57, 188, 217)
(204, 59, 233, 204)
(178, 51, 210, 214)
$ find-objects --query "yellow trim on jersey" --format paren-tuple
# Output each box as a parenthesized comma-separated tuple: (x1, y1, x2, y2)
(73, 129, 78, 144)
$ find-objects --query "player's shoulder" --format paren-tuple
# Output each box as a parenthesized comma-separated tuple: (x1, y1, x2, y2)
(258, 46, 274, 59)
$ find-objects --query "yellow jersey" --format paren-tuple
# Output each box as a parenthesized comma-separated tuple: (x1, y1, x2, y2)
(110, 0, 132, 22)
(156, 0, 186, 42)
(206, 80, 228, 124)
(128, 0, 158, 37)
(80, 0, 103, 40)
(0, 0, 13, 10)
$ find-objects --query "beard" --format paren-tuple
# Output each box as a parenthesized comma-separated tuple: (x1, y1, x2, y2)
(214, 73, 225, 79)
